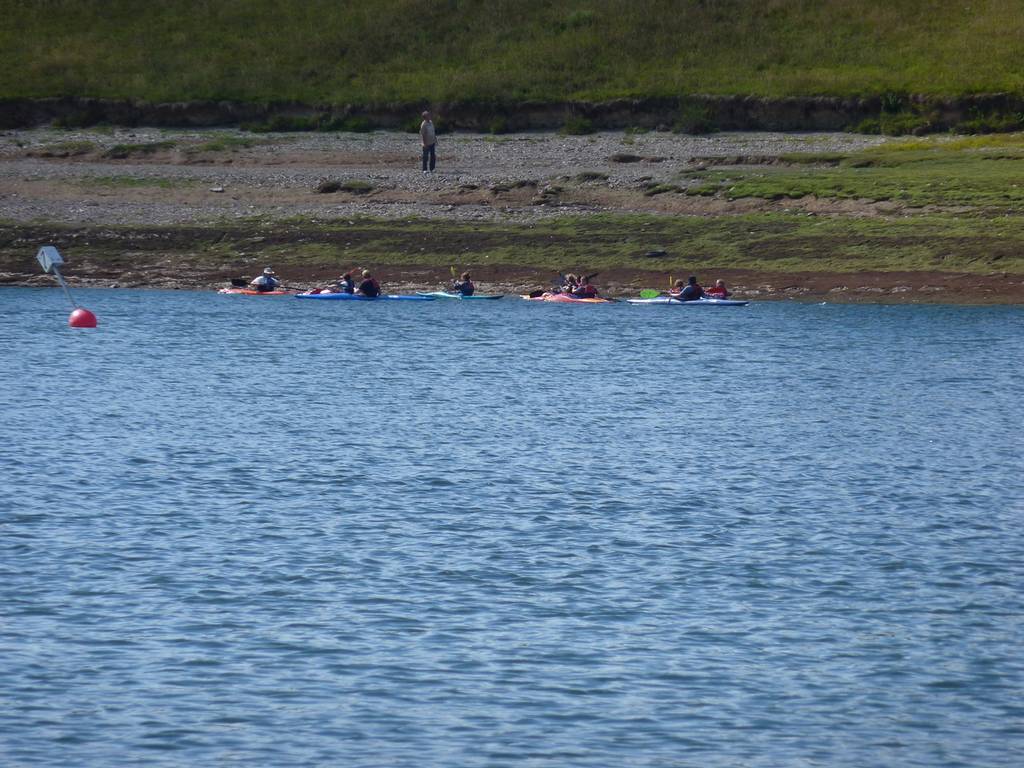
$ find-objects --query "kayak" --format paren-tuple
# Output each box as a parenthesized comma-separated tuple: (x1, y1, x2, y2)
(415, 291, 504, 300)
(218, 288, 292, 296)
(521, 293, 614, 304)
(626, 296, 749, 306)
(295, 292, 435, 301)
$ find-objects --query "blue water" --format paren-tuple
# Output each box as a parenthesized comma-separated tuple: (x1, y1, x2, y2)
(2, 287, 1022, 767)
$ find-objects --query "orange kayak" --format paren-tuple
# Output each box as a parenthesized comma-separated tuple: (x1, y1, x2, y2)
(218, 288, 292, 296)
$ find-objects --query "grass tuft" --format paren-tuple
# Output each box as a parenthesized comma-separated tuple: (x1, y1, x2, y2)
(560, 116, 595, 135)
(102, 141, 176, 159)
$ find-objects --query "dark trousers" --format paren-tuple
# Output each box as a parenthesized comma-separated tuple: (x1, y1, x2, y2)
(422, 143, 436, 171)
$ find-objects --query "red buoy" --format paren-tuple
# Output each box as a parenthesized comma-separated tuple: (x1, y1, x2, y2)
(69, 308, 98, 328)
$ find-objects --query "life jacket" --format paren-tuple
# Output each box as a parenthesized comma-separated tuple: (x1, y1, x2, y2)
(574, 284, 598, 298)
(455, 280, 475, 296)
(341, 277, 355, 294)
(680, 284, 703, 301)
(358, 278, 381, 297)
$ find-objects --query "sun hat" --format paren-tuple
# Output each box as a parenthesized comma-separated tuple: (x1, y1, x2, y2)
(263, 267, 275, 275)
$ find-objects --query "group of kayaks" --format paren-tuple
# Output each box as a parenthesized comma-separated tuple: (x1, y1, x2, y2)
(218, 288, 748, 306)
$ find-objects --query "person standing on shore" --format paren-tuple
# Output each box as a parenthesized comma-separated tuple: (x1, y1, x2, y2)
(420, 111, 436, 173)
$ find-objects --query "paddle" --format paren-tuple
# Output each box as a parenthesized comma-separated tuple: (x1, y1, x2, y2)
(640, 274, 677, 299)
(527, 289, 547, 298)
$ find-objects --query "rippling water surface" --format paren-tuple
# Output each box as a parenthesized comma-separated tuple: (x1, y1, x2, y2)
(2, 287, 1022, 767)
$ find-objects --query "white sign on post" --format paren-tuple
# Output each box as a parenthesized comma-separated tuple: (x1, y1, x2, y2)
(36, 246, 64, 274)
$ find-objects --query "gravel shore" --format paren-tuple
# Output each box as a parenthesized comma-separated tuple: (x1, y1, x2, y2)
(0, 127, 888, 226)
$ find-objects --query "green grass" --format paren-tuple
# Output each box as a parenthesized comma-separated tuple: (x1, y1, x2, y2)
(187, 135, 270, 153)
(680, 135, 1024, 210)
(76, 176, 193, 190)
(4, 1, 1024, 105)
(169, 213, 1024, 276)
(30, 140, 96, 157)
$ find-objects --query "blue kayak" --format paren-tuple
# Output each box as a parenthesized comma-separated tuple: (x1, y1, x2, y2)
(295, 292, 435, 301)
(415, 291, 504, 300)
(625, 296, 749, 306)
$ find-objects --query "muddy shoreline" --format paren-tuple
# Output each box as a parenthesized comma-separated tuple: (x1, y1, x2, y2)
(2, 128, 1022, 304)
(3, 223, 1022, 304)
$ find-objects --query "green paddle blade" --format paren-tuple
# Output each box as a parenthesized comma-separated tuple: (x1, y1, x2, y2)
(639, 289, 662, 298)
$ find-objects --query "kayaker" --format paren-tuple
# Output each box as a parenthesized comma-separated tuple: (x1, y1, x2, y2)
(571, 275, 599, 298)
(678, 276, 704, 301)
(337, 272, 355, 294)
(453, 272, 475, 296)
(356, 269, 381, 298)
(249, 267, 280, 293)
(706, 279, 731, 299)
(554, 273, 578, 294)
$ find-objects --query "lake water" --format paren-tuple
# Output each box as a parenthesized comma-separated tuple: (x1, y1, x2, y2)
(2, 287, 1022, 767)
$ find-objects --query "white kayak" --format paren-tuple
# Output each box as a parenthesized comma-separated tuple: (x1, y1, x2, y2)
(626, 296, 749, 306)
(415, 291, 504, 300)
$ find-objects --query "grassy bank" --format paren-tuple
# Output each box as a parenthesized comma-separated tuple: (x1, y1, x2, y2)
(3, 212, 1021, 279)
(671, 133, 1024, 210)
(3, 1, 1024, 106)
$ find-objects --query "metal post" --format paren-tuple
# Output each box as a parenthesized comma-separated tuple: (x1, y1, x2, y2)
(50, 266, 78, 308)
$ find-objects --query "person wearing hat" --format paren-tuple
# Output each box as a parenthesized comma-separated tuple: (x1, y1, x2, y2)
(356, 269, 381, 298)
(419, 110, 436, 172)
(250, 267, 281, 293)
(452, 271, 475, 296)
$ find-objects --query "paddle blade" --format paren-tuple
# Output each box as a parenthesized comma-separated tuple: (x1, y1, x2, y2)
(639, 289, 661, 299)
(230, 278, 248, 287)
(528, 289, 545, 298)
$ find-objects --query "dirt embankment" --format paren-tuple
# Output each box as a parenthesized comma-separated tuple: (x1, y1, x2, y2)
(4, 93, 1024, 133)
